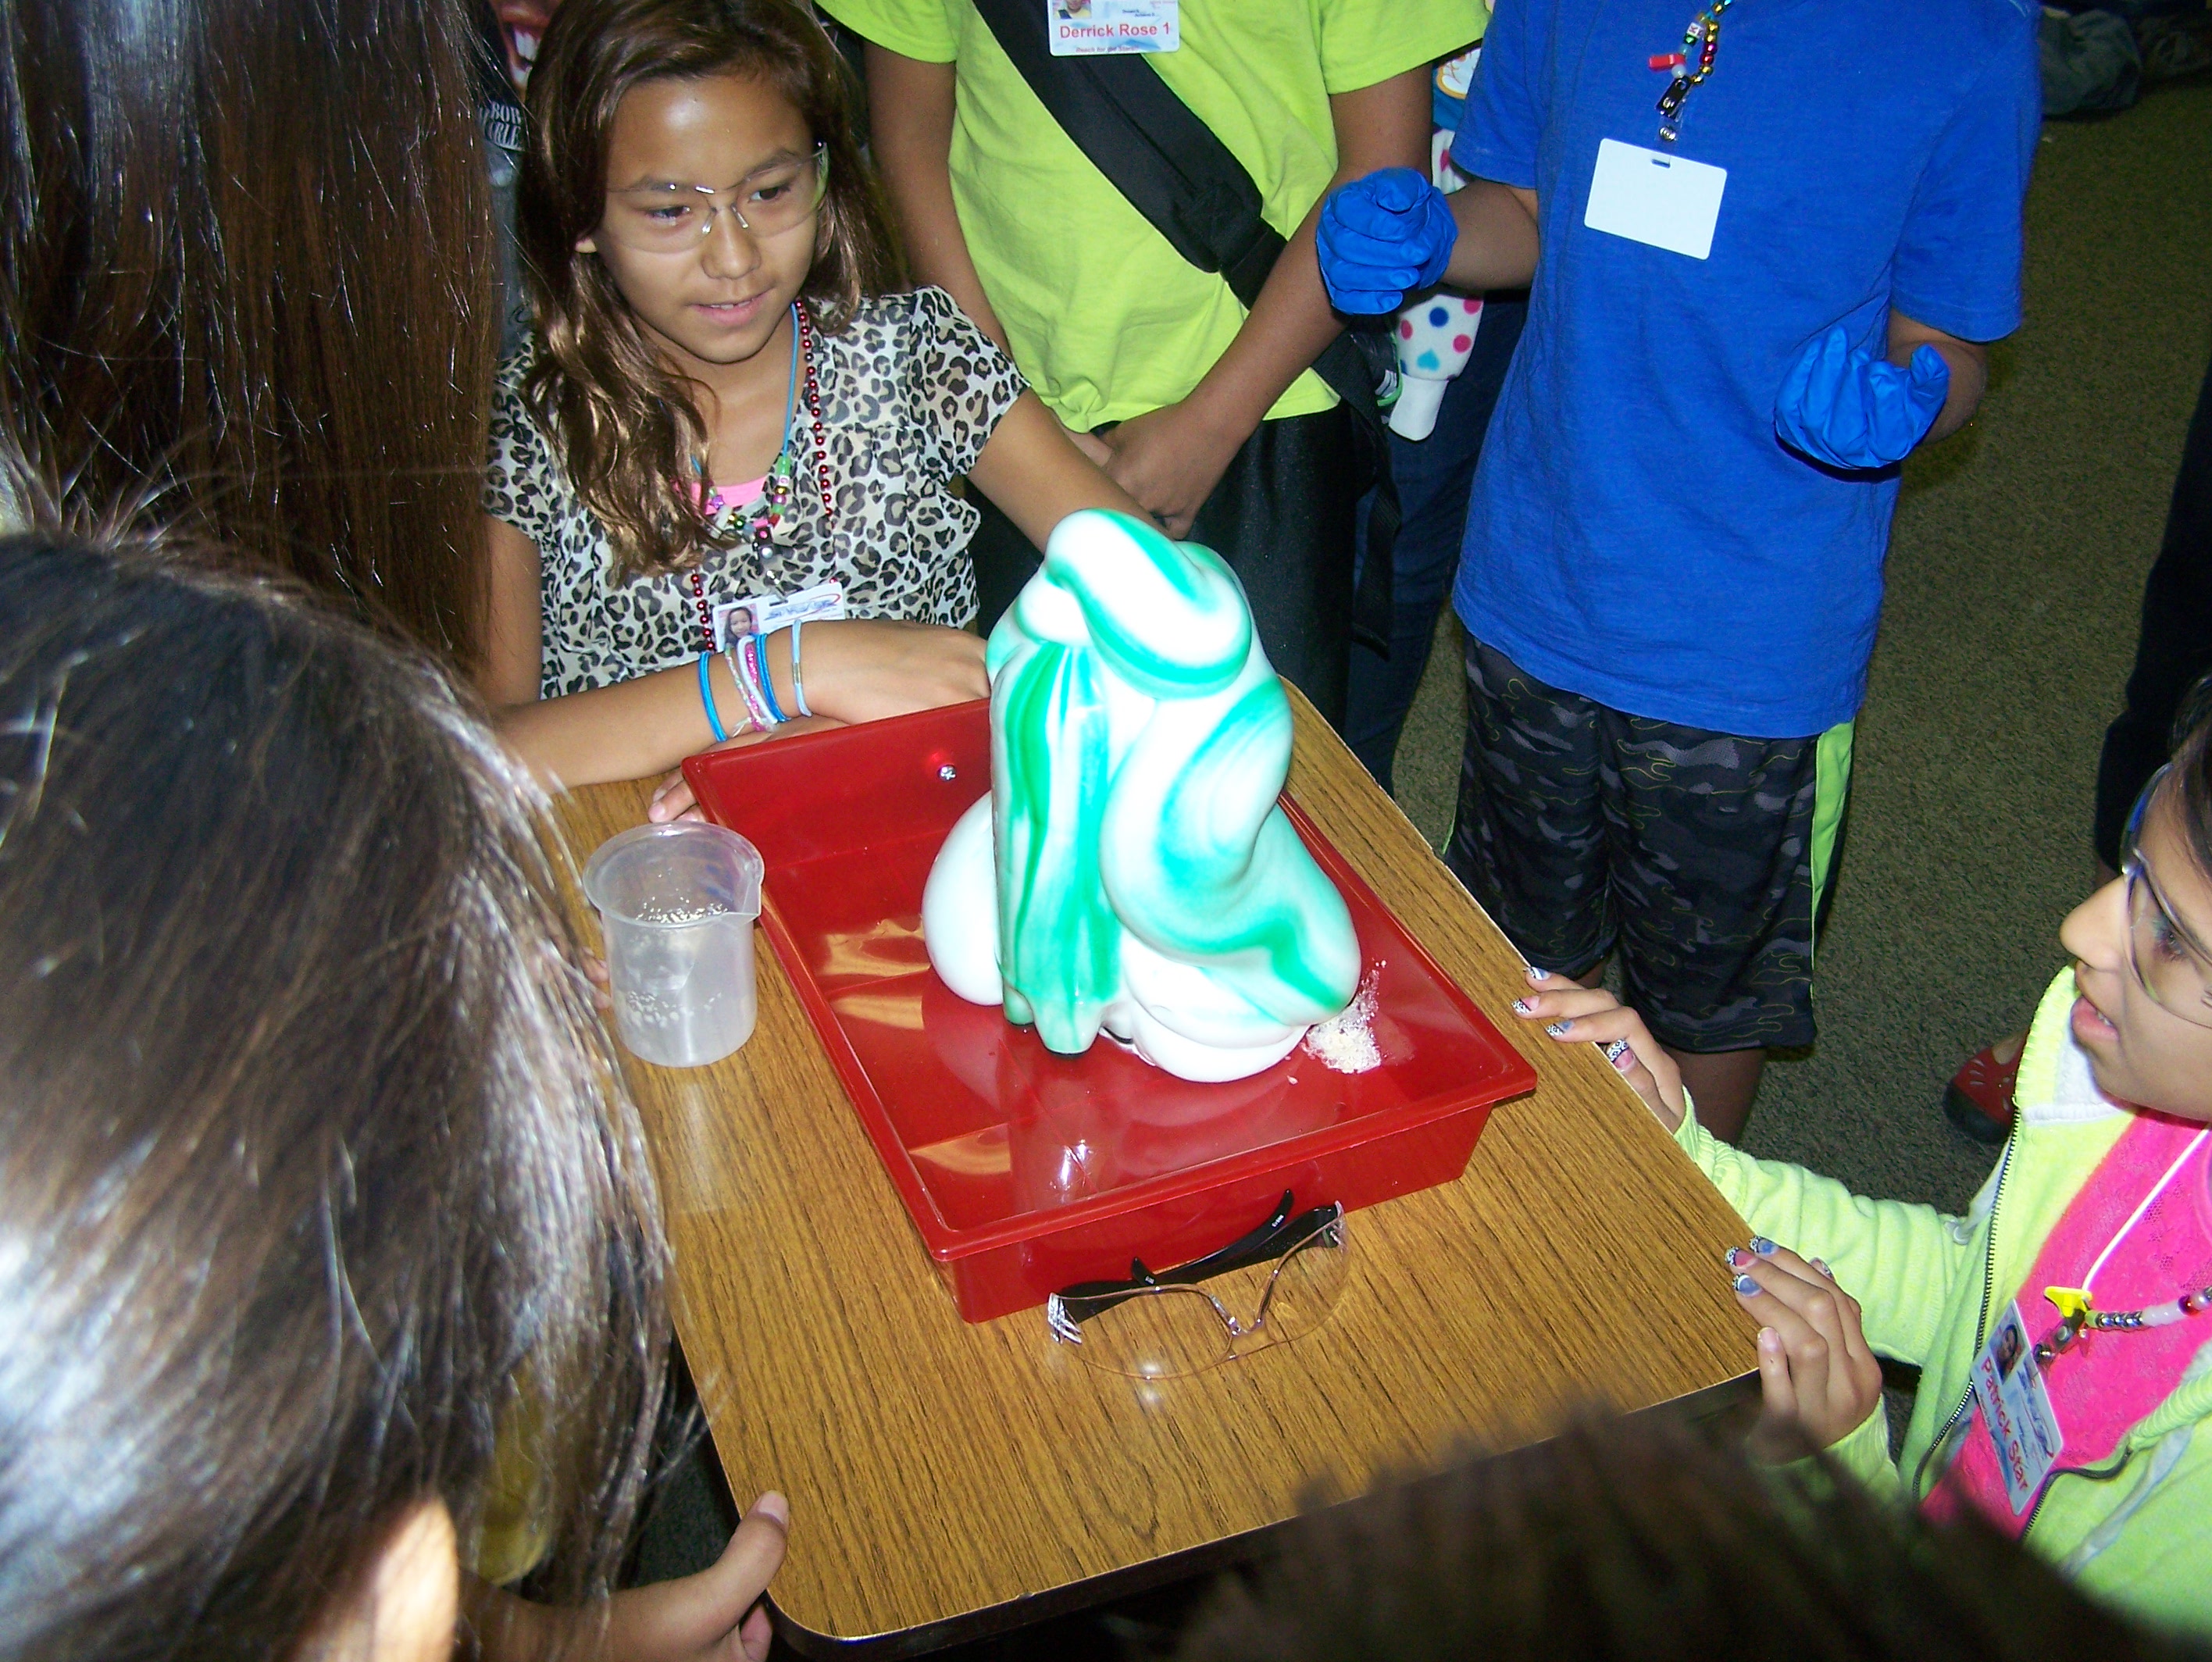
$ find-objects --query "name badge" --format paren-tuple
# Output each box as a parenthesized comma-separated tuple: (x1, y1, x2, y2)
(1047, 0, 1179, 55)
(1583, 137, 1725, 260)
(1972, 1300, 2066, 1515)
(712, 580, 846, 653)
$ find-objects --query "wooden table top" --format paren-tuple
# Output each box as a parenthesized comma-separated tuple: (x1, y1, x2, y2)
(553, 691, 1757, 1655)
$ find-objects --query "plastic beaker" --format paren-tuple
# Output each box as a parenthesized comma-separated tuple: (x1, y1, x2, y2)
(583, 822, 765, 1068)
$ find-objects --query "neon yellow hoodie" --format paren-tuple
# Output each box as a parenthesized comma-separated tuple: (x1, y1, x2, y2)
(1679, 968, 2212, 1634)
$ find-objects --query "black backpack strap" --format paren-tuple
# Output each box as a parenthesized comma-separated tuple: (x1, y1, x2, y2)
(970, 0, 1399, 657)
(972, 0, 1287, 316)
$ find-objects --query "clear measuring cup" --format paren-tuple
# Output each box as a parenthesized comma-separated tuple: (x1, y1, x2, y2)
(583, 822, 765, 1068)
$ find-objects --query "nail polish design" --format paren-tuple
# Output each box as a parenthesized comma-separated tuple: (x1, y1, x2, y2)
(1526, 965, 1551, 983)
(1602, 1037, 1632, 1065)
(1724, 1247, 1747, 1268)
(1733, 1273, 1760, 1296)
(1546, 1019, 1572, 1037)
(1750, 1237, 1777, 1257)
(1811, 1257, 1835, 1279)
(1511, 997, 1534, 1015)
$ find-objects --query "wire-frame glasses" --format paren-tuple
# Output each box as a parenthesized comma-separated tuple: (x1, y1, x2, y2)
(1046, 1193, 1349, 1379)
(2121, 764, 2212, 1029)
(598, 143, 830, 252)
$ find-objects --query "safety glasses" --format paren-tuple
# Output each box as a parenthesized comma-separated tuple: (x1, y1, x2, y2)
(598, 143, 829, 252)
(1046, 1193, 1349, 1379)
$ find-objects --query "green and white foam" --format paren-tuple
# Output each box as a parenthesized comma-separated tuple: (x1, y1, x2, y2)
(922, 510, 1358, 1082)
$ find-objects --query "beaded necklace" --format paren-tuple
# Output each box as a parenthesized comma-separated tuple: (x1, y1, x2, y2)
(1650, 0, 1737, 144)
(685, 300, 837, 654)
(2033, 1128, 2212, 1366)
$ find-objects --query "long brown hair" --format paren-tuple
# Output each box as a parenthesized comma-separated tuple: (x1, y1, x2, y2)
(0, 529, 667, 1660)
(519, 0, 902, 581)
(0, 0, 497, 670)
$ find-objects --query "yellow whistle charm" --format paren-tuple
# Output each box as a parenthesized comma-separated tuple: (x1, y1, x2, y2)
(2045, 1286, 2093, 1323)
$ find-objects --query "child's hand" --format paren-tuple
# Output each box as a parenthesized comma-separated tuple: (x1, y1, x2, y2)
(797, 621, 987, 726)
(581, 949, 613, 1013)
(1098, 401, 1241, 538)
(1727, 1243, 1884, 1462)
(599, 1491, 789, 1662)
(647, 719, 849, 823)
(1773, 324, 1950, 470)
(1510, 969, 1686, 1129)
(1316, 168, 1457, 314)
(469, 1491, 788, 1662)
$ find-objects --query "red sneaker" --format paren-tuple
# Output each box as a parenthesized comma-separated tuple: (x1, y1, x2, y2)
(1943, 1040, 2021, 1145)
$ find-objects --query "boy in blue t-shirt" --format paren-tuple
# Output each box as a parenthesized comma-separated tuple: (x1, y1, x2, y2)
(1316, 0, 2040, 1138)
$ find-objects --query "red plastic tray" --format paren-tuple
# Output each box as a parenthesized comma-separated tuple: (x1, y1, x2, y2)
(684, 699, 1536, 1322)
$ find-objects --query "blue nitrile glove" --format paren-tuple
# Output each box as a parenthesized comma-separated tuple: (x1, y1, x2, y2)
(1774, 325, 1952, 470)
(1316, 168, 1458, 315)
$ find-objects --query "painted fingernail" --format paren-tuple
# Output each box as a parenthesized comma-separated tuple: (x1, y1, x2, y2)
(1811, 1257, 1834, 1279)
(1733, 1273, 1761, 1296)
(1546, 1019, 1573, 1037)
(1724, 1246, 1747, 1268)
(1512, 997, 1534, 1015)
(1749, 1237, 1778, 1257)
(1526, 965, 1552, 983)
(1603, 1036, 1632, 1065)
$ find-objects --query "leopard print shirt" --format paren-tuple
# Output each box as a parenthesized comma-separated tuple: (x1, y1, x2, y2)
(484, 287, 1026, 697)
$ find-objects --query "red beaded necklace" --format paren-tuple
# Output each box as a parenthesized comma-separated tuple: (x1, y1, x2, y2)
(687, 300, 837, 654)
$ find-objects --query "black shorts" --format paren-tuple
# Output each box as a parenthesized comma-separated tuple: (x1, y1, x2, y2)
(1445, 637, 1853, 1054)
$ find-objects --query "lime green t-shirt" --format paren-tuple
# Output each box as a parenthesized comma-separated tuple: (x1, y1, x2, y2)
(823, 0, 1485, 430)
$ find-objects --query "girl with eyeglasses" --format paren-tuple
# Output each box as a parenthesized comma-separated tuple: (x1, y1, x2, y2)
(484, 0, 1147, 815)
(1511, 708, 2212, 1632)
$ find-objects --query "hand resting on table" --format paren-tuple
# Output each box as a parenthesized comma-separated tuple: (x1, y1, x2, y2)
(1511, 974, 1882, 1457)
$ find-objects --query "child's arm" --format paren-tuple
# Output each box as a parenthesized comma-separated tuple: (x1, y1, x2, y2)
(965, 392, 1154, 550)
(864, 48, 1004, 355)
(1318, 173, 1539, 315)
(483, 516, 549, 705)
(1099, 67, 1432, 537)
(1511, 975, 1978, 1372)
(1889, 310, 1986, 444)
(482, 516, 986, 792)
(865, 46, 1115, 469)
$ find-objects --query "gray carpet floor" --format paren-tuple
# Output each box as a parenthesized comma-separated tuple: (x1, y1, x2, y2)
(1390, 78, 2212, 1214)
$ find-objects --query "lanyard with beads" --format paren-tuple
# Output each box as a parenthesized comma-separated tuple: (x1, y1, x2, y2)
(1650, 0, 1737, 143)
(2035, 1128, 2212, 1366)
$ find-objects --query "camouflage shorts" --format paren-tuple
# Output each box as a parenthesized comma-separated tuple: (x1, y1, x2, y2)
(1444, 638, 1853, 1053)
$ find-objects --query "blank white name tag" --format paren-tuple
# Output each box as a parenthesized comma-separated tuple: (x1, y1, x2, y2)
(1583, 137, 1726, 260)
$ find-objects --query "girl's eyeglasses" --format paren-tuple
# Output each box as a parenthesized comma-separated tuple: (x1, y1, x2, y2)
(2120, 765, 2212, 1029)
(598, 143, 829, 252)
(1046, 1193, 1350, 1380)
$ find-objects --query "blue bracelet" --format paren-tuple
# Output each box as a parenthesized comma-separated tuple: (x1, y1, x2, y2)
(697, 650, 727, 743)
(753, 633, 788, 725)
(790, 619, 812, 718)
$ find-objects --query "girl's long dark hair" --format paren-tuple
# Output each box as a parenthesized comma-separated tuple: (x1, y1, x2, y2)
(0, 530, 667, 1661)
(519, 0, 902, 582)
(0, 0, 498, 672)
